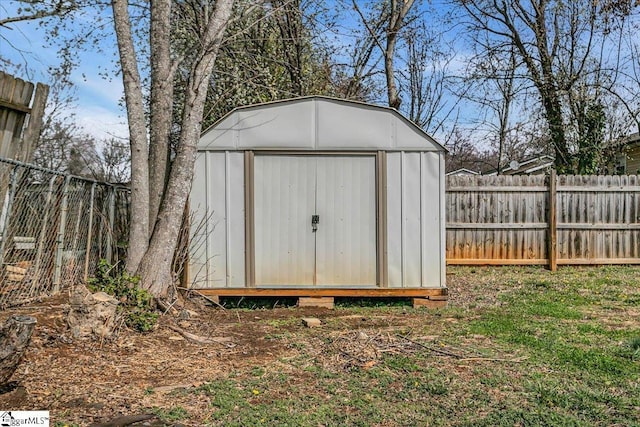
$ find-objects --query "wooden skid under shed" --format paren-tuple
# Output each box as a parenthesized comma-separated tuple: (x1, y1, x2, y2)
(194, 288, 447, 298)
(194, 288, 448, 309)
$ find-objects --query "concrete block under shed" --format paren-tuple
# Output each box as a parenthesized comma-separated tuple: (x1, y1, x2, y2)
(412, 298, 448, 309)
(298, 297, 334, 309)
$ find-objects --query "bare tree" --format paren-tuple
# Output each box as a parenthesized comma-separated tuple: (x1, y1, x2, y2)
(462, 43, 523, 173)
(0, 1, 81, 28)
(455, 0, 638, 173)
(401, 20, 461, 135)
(444, 127, 497, 173)
(352, 0, 416, 109)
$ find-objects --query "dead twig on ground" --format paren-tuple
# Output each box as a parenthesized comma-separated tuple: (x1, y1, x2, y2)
(458, 356, 528, 363)
(89, 413, 156, 427)
(396, 334, 464, 359)
(179, 287, 226, 310)
(167, 325, 235, 348)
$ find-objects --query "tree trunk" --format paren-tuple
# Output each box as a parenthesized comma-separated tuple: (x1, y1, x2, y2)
(149, 0, 174, 234)
(541, 88, 571, 172)
(136, 0, 235, 298)
(384, 31, 401, 110)
(112, 0, 150, 274)
(384, 0, 414, 110)
(0, 315, 36, 385)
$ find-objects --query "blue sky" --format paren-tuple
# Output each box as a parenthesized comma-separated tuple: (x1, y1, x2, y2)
(1, 0, 470, 143)
(1, 1, 129, 140)
(3, 0, 639, 149)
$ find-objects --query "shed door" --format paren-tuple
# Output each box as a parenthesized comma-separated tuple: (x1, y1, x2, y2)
(254, 155, 376, 286)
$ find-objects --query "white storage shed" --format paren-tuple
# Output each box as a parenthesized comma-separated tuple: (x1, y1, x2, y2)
(189, 96, 447, 299)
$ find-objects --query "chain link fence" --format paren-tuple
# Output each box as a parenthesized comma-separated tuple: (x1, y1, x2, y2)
(0, 157, 129, 308)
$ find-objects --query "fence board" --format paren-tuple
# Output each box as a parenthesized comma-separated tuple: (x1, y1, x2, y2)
(446, 174, 640, 265)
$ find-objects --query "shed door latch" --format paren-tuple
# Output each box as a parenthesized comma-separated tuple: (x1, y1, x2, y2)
(311, 215, 319, 232)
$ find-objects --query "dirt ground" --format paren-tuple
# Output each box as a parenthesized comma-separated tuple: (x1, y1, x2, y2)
(0, 267, 592, 425)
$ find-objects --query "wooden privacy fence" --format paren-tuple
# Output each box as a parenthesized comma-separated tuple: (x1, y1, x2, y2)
(446, 173, 640, 268)
(0, 71, 48, 163)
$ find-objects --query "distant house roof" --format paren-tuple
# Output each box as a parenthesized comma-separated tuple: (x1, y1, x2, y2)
(485, 155, 555, 175)
(446, 168, 480, 176)
(199, 96, 446, 152)
(609, 132, 640, 149)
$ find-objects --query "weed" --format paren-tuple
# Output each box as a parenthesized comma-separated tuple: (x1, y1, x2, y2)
(88, 259, 158, 332)
(620, 336, 640, 361)
(150, 406, 188, 422)
(251, 366, 265, 377)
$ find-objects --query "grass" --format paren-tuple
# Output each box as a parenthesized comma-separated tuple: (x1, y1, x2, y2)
(151, 266, 640, 426)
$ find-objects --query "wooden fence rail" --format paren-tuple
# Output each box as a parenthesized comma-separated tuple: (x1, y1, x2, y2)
(446, 173, 640, 268)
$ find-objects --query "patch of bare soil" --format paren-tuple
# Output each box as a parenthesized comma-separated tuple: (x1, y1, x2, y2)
(445, 266, 543, 308)
(0, 273, 511, 426)
(0, 292, 326, 425)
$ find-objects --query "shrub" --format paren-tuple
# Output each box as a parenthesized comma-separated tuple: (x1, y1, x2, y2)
(88, 260, 158, 332)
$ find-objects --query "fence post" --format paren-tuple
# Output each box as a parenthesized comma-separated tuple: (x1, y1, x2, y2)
(84, 183, 96, 281)
(31, 175, 57, 289)
(0, 166, 19, 268)
(548, 169, 557, 271)
(105, 187, 115, 264)
(53, 176, 71, 292)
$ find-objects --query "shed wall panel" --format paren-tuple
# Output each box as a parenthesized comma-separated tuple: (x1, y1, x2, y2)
(189, 152, 245, 289)
(227, 152, 246, 286)
(394, 118, 441, 151)
(199, 114, 237, 150)
(198, 97, 446, 152)
(403, 153, 422, 286)
(208, 152, 229, 287)
(190, 153, 209, 287)
(421, 152, 442, 286)
(439, 154, 446, 287)
(385, 152, 445, 288)
(386, 153, 403, 287)
(316, 101, 391, 150)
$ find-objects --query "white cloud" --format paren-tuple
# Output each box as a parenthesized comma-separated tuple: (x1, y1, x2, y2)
(74, 105, 129, 141)
(76, 75, 125, 107)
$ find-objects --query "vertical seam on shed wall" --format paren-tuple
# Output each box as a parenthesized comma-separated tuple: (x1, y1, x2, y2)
(400, 151, 405, 287)
(314, 98, 319, 149)
(205, 151, 211, 286)
(439, 153, 446, 288)
(244, 151, 255, 287)
(225, 151, 231, 287)
(382, 152, 388, 287)
(420, 152, 425, 287)
(376, 151, 388, 287)
(234, 111, 239, 148)
(313, 156, 318, 285)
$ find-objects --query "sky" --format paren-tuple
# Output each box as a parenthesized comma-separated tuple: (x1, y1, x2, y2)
(0, 0, 463, 143)
(3, 0, 637, 150)
(0, 0, 464, 144)
(1, 1, 129, 140)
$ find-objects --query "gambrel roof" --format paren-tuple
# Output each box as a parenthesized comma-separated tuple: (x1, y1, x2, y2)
(199, 96, 446, 152)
